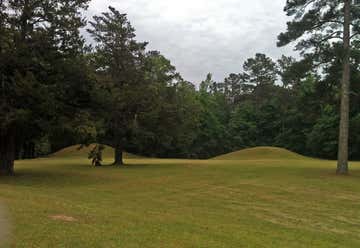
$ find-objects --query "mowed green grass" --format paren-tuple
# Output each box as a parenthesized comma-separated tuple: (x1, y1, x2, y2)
(1, 146, 360, 248)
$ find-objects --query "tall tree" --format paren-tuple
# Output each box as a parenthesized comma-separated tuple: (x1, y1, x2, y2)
(88, 6, 148, 165)
(199, 73, 216, 93)
(243, 53, 278, 87)
(278, 0, 360, 174)
(0, 0, 90, 175)
(127, 51, 201, 158)
(223, 73, 252, 104)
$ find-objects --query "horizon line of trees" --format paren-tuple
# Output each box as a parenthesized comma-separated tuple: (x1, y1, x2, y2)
(1, 1, 359, 175)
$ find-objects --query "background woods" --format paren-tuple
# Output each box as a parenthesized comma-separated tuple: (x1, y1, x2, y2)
(1, 1, 360, 175)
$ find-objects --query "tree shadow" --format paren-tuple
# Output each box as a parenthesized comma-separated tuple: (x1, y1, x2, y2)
(0, 159, 172, 188)
(99, 163, 163, 169)
(0, 168, 102, 188)
(0, 203, 11, 248)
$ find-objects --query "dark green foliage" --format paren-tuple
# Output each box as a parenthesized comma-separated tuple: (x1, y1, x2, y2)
(193, 77, 231, 158)
(307, 105, 339, 159)
(229, 103, 258, 148)
(278, 0, 360, 173)
(3, 1, 360, 175)
(350, 114, 360, 159)
(0, 0, 92, 175)
(129, 72, 201, 158)
(243, 53, 278, 87)
(278, 0, 348, 50)
(88, 6, 149, 165)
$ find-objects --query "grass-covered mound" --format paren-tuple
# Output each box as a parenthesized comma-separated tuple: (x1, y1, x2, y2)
(52, 144, 143, 159)
(212, 146, 309, 160)
(1, 147, 360, 247)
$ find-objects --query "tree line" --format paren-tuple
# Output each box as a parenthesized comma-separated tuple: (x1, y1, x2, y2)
(0, 0, 359, 175)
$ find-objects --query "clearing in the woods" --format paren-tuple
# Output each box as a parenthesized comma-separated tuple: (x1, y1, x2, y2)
(1, 146, 360, 248)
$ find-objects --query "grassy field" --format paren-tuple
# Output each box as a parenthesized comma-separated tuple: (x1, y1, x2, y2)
(1, 145, 360, 247)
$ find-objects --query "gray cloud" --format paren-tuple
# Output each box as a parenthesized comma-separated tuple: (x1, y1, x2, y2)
(87, 0, 296, 84)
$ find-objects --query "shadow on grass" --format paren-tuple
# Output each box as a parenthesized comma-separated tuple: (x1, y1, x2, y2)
(0, 203, 11, 248)
(98, 163, 168, 169)
(3, 158, 360, 189)
(0, 161, 171, 188)
(0, 169, 103, 188)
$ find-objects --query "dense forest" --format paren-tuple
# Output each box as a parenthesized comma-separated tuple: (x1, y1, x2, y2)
(1, 0, 359, 175)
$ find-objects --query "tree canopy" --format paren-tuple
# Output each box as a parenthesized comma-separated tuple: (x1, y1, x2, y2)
(1, 1, 360, 175)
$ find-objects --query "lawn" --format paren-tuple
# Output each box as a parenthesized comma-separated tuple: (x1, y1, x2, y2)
(1, 146, 360, 247)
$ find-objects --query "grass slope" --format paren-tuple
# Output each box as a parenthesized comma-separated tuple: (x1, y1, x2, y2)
(212, 146, 309, 160)
(1, 147, 360, 247)
(52, 144, 143, 159)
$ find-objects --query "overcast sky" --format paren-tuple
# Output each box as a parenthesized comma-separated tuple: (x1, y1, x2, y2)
(87, 0, 296, 84)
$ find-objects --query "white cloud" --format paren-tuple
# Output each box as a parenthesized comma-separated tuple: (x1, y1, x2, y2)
(87, 0, 295, 84)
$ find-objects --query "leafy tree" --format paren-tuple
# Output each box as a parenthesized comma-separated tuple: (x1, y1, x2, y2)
(277, 55, 299, 88)
(199, 73, 215, 93)
(276, 73, 324, 155)
(223, 73, 252, 105)
(278, 0, 360, 174)
(229, 102, 258, 148)
(307, 105, 339, 158)
(243, 53, 278, 87)
(88, 6, 148, 165)
(0, 0, 90, 175)
(241, 54, 279, 109)
(126, 51, 200, 158)
(193, 75, 232, 158)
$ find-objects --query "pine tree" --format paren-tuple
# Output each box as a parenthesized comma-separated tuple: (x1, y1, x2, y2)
(278, 0, 360, 174)
(88, 6, 148, 165)
(0, 0, 90, 175)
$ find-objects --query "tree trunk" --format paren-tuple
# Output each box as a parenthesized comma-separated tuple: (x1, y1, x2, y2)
(337, 0, 351, 175)
(114, 143, 124, 166)
(0, 127, 16, 176)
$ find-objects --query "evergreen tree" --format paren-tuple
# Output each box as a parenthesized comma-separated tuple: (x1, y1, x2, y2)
(278, 0, 360, 174)
(243, 53, 278, 87)
(0, 0, 90, 175)
(88, 6, 148, 165)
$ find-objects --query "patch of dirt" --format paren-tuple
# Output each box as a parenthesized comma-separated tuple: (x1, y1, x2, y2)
(50, 215, 77, 222)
